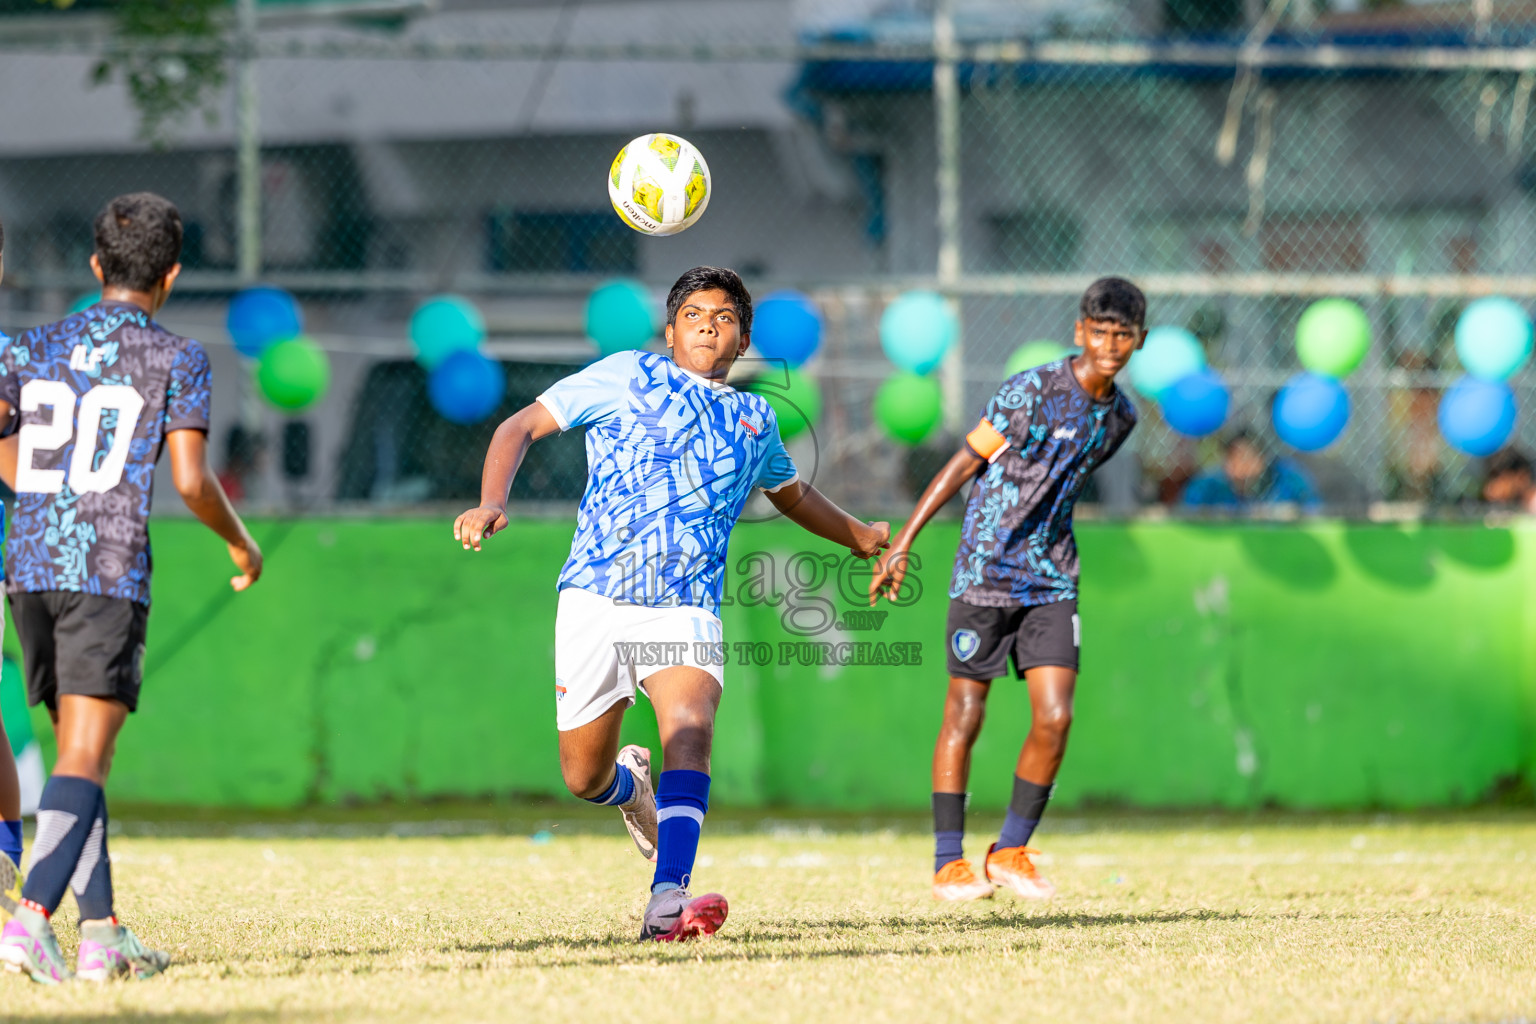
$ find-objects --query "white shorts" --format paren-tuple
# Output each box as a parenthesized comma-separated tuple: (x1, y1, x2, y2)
(553, 586, 725, 732)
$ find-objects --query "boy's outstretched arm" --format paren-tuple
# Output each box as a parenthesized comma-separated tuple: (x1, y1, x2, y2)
(454, 402, 562, 551)
(765, 481, 890, 559)
(167, 428, 263, 591)
(868, 446, 984, 605)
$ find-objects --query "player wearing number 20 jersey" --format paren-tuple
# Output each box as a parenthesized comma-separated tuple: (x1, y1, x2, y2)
(0, 193, 257, 985)
(0, 302, 211, 605)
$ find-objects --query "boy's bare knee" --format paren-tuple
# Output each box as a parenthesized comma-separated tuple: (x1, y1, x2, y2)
(942, 691, 987, 741)
(559, 760, 614, 800)
(1029, 705, 1073, 751)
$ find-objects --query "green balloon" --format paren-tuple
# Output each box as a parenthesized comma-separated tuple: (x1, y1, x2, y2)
(747, 368, 821, 440)
(1296, 298, 1371, 378)
(875, 372, 943, 445)
(1005, 340, 1071, 376)
(257, 336, 330, 411)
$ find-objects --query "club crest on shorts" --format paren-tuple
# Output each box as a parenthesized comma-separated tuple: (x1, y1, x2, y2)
(951, 629, 980, 662)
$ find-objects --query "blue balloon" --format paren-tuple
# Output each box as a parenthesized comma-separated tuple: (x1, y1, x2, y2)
(586, 279, 657, 355)
(1455, 297, 1533, 381)
(1127, 326, 1206, 399)
(227, 286, 301, 357)
(412, 295, 486, 370)
(1273, 373, 1350, 452)
(1158, 370, 1229, 438)
(1439, 377, 1517, 457)
(880, 291, 958, 375)
(752, 291, 822, 369)
(428, 349, 506, 425)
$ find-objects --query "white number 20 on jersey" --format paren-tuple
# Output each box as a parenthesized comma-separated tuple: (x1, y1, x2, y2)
(16, 379, 146, 494)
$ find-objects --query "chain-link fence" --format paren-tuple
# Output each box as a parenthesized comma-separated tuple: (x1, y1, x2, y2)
(947, 60, 1536, 511)
(0, 0, 1533, 517)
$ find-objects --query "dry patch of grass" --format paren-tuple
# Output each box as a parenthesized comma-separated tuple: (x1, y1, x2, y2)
(4, 810, 1534, 1023)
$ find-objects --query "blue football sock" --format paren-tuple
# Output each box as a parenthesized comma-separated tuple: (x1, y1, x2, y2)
(932, 792, 966, 873)
(20, 775, 104, 917)
(584, 764, 636, 808)
(0, 820, 21, 869)
(996, 776, 1052, 851)
(653, 769, 710, 894)
(75, 792, 114, 921)
(935, 832, 964, 873)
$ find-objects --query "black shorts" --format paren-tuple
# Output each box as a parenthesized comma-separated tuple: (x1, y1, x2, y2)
(8, 591, 149, 712)
(945, 598, 1079, 680)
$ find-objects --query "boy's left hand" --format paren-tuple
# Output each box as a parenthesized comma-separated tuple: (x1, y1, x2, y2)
(868, 543, 914, 605)
(455, 505, 510, 551)
(849, 520, 891, 560)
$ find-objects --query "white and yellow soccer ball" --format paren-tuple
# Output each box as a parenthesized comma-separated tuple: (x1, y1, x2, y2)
(607, 133, 712, 236)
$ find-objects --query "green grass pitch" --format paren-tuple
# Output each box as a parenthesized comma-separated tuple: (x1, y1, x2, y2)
(4, 804, 1534, 1022)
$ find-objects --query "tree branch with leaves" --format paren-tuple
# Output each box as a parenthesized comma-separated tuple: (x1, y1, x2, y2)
(39, 0, 230, 146)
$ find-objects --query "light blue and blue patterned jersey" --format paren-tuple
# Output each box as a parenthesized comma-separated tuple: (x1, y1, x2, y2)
(538, 350, 798, 614)
(1, 302, 212, 606)
(950, 358, 1136, 608)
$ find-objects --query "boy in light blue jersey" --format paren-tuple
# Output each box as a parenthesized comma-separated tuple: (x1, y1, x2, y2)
(455, 266, 889, 941)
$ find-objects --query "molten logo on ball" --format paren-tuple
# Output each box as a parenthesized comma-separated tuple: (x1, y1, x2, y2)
(608, 133, 712, 237)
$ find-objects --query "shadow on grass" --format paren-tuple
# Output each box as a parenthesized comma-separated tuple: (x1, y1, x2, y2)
(445, 908, 1249, 965)
(162, 910, 1255, 976)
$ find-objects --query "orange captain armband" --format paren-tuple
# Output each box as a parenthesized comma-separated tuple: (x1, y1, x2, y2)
(965, 419, 1009, 463)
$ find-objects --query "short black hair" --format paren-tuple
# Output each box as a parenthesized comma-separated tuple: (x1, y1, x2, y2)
(666, 266, 753, 338)
(1486, 447, 1533, 479)
(1079, 276, 1147, 329)
(93, 192, 183, 292)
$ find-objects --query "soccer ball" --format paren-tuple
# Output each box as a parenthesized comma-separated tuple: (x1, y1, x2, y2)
(607, 133, 712, 236)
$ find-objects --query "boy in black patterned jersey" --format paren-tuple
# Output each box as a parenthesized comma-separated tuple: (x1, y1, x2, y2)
(0, 193, 263, 983)
(871, 277, 1144, 902)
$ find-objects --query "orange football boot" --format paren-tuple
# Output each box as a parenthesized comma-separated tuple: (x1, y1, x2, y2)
(932, 858, 996, 901)
(984, 844, 1056, 899)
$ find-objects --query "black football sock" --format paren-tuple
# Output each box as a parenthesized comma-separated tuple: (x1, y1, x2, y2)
(20, 775, 104, 918)
(933, 792, 966, 873)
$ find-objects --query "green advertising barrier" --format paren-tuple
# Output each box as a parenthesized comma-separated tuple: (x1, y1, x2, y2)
(4, 518, 1531, 811)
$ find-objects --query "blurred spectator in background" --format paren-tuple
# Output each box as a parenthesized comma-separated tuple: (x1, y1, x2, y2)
(1147, 435, 1201, 505)
(1383, 349, 1449, 502)
(218, 424, 265, 505)
(1481, 448, 1536, 512)
(1181, 430, 1319, 510)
